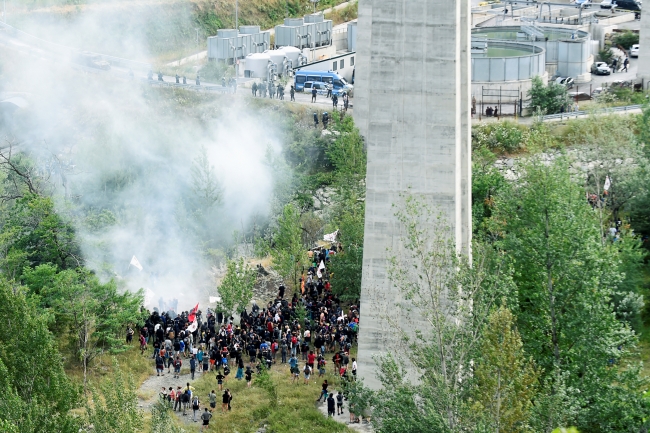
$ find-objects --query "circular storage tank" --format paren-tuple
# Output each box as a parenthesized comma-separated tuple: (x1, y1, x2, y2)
(217, 29, 239, 39)
(245, 53, 271, 78)
(471, 41, 546, 82)
(266, 50, 288, 69)
(279, 46, 301, 65)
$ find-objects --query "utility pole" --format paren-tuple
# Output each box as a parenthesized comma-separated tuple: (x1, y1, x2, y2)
(235, 0, 238, 30)
(195, 28, 199, 45)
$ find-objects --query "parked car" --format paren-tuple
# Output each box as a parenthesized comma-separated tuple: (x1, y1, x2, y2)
(575, 0, 592, 6)
(630, 44, 639, 58)
(614, 0, 641, 10)
(591, 61, 612, 75)
(555, 76, 575, 89)
(600, 0, 617, 8)
(303, 81, 332, 96)
(75, 51, 111, 71)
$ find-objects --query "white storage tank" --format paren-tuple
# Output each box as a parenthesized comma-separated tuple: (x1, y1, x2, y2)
(266, 50, 287, 68)
(245, 53, 271, 78)
(280, 46, 301, 66)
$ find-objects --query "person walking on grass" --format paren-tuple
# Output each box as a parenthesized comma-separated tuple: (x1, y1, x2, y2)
(208, 390, 217, 411)
(316, 379, 328, 402)
(201, 407, 212, 431)
(303, 363, 312, 385)
(245, 366, 253, 388)
(216, 370, 225, 391)
(222, 389, 230, 413)
(327, 393, 336, 417)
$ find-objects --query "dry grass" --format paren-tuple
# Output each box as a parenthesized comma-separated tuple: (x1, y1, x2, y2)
(324, 2, 358, 25)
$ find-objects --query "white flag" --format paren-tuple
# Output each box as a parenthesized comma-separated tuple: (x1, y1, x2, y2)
(317, 269, 323, 279)
(187, 320, 198, 333)
(323, 230, 338, 242)
(318, 260, 326, 271)
(130, 255, 143, 271)
(604, 176, 611, 192)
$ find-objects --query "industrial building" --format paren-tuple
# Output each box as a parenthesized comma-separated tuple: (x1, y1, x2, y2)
(274, 14, 333, 50)
(207, 26, 271, 64)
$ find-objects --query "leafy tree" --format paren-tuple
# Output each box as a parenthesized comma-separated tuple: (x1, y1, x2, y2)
(528, 76, 572, 115)
(366, 195, 513, 432)
(0, 278, 80, 433)
(473, 305, 539, 433)
(84, 359, 143, 433)
(270, 203, 305, 288)
(0, 195, 81, 279)
(612, 30, 639, 50)
(23, 264, 145, 387)
(254, 362, 278, 409)
(216, 257, 256, 317)
(191, 145, 223, 211)
(490, 158, 649, 432)
(326, 112, 366, 300)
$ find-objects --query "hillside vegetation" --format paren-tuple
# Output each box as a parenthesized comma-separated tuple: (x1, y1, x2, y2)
(8, 0, 350, 62)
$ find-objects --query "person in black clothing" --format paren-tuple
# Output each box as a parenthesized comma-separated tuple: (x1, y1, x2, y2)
(336, 390, 344, 415)
(311, 87, 317, 103)
(175, 74, 180, 84)
(278, 285, 285, 299)
(327, 393, 336, 417)
(313, 112, 319, 128)
(290, 85, 295, 101)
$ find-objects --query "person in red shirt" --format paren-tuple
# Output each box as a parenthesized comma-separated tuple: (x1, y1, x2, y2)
(307, 351, 316, 370)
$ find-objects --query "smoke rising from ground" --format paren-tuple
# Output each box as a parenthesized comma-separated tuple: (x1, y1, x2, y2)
(0, 4, 283, 310)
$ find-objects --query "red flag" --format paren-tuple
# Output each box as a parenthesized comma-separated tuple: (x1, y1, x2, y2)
(188, 303, 199, 323)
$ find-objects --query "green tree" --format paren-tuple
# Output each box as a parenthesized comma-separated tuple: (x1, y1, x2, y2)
(270, 203, 305, 288)
(0, 278, 80, 433)
(0, 195, 81, 279)
(366, 195, 513, 432)
(326, 112, 366, 300)
(84, 359, 143, 433)
(191, 145, 223, 211)
(216, 257, 256, 317)
(528, 76, 572, 115)
(613, 30, 639, 50)
(23, 265, 145, 388)
(473, 305, 539, 433)
(490, 158, 649, 432)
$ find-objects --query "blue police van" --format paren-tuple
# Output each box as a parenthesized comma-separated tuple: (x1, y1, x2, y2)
(294, 70, 354, 95)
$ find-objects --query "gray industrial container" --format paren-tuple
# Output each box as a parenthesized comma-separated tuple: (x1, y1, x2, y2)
(304, 13, 324, 23)
(347, 22, 357, 51)
(217, 29, 238, 39)
(239, 25, 260, 35)
(284, 18, 304, 26)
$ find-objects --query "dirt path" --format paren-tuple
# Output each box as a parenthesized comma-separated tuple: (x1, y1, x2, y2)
(315, 394, 374, 433)
(137, 363, 209, 425)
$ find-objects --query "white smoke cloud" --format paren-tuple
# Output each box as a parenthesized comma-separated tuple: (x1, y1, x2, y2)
(0, 2, 283, 311)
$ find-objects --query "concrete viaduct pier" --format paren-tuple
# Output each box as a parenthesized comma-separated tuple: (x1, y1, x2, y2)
(353, 0, 472, 388)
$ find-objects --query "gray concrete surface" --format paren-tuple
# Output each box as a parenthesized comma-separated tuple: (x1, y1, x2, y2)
(638, 4, 650, 84)
(353, 0, 472, 389)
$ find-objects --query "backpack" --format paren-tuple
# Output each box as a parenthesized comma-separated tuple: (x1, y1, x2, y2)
(291, 336, 297, 345)
(337, 394, 343, 404)
(193, 400, 199, 410)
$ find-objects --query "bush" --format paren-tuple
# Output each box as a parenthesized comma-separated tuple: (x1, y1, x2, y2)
(528, 76, 572, 115)
(472, 121, 528, 153)
(613, 31, 639, 50)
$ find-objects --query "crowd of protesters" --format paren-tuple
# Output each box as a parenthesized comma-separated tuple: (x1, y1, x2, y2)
(134, 242, 362, 428)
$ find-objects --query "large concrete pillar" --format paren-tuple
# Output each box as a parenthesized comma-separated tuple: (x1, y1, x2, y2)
(639, 5, 650, 85)
(353, 0, 472, 389)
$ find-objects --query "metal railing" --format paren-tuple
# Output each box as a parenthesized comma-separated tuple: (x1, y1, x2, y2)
(541, 104, 643, 121)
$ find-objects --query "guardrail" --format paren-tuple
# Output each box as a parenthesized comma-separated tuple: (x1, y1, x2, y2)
(145, 80, 234, 94)
(541, 104, 643, 121)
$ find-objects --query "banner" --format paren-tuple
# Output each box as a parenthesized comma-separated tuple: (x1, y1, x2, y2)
(188, 303, 199, 323)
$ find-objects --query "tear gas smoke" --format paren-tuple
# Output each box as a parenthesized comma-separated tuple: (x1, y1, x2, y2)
(0, 3, 284, 310)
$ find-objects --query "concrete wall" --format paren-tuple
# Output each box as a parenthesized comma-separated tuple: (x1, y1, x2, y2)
(353, 0, 471, 389)
(639, 4, 650, 84)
